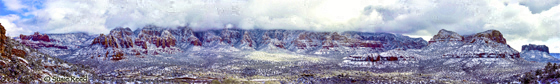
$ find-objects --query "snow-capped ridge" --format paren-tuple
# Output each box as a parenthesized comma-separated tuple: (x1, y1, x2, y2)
(424, 29, 519, 58)
(17, 25, 429, 60)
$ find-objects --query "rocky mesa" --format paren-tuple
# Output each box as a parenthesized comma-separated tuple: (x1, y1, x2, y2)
(520, 44, 559, 63)
(522, 44, 549, 54)
(427, 29, 519, 58)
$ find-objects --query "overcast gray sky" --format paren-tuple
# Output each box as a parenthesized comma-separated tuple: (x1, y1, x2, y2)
(1, 0, 559, 53)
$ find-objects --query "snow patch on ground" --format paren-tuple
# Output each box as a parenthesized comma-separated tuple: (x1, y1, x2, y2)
(246, 51, 324, 62)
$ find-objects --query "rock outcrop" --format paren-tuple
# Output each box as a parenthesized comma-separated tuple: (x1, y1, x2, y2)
(239, 31, 256, 49)
(89, 27, 183, 60)
(95, 27, 175, 49)
(91, 34, 119, 48)
(522, 44, 549, 54)
(346, 32, 427, 51)
(467, 30, 507, 44)
(19, 40, 68, 49)
(18, 32, 69, 49)
(20, 32, 51, 42)
(0, 23, 6, 55)
(187, 36, 202, 46)
(176, 26, 202, 47)
(320, 32, 380, 49)
(429, 29, 464, 44)
(136, 26, 177, 49)
(462, 30, 507, 48)
(110, 27, 135, 48)
(427, 29, 508, 46)
(220, 29, 241, 46)
(291, 32, 321, 51)
(200, 32, 223, 46)
(520, 44, 557, 63)
(258, 30, 287, 50)
(425, 29, 519, 58)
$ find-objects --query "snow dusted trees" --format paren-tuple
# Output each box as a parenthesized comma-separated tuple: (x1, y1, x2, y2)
(520, 62, 560, 83)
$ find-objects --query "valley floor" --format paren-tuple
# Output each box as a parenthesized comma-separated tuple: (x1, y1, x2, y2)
(59, 50, 543, 83)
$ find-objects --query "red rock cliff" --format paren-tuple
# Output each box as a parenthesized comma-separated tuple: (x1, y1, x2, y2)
(0, 23, 7, 55)
(20, 32, 51, 42)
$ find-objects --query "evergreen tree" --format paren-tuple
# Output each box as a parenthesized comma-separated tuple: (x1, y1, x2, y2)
(554, 63, 558, 71)
(547, 62, 552, 69)
(557, 71, 560, 78)
(521, 72, 536, 83)
(546, 62, 553, 73)
(557, 63, 560, 69)
(535, 70, 542, 76)
(552, 71, 559, 78)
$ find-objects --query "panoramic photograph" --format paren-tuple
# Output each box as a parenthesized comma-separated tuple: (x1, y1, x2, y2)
(1, 0, 560, 83)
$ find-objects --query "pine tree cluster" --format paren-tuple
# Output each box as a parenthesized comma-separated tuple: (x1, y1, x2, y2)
(520, 62, 560, 83)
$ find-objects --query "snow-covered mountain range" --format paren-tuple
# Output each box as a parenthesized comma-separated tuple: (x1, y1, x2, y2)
(11, 25, 552, 83)
(16, 25, 428, 60)
(343, 29, 523, 66)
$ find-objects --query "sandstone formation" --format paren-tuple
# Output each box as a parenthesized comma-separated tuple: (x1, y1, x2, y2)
(429, 29, 464, 44)
(90, 27, 183, 59)
(239, 31, 255, 49)
(17, 25, 429, 61)
(20, 32, 51, 42)
(427, 29, 520, 58)
(18, 32, 70, 49)
(522, 44, 549, 54)
(467, 30, 507, 44)
(0, 23, 6, 55)
(519, 44, 558, 63)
